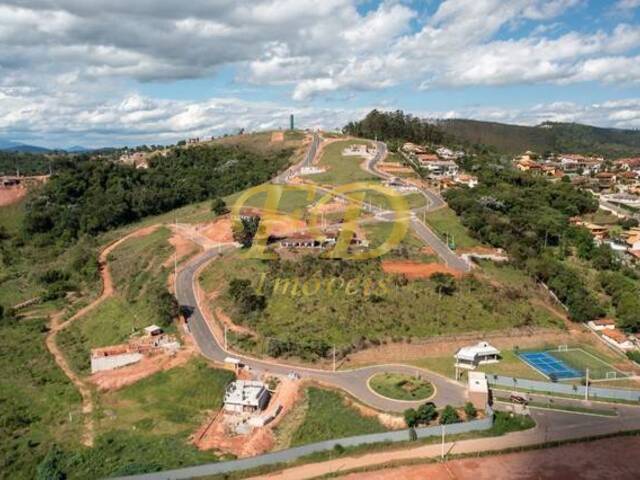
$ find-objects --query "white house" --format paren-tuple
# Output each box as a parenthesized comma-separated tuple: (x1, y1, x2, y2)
(223, 380, 271, 413)
(454, 342, 501, 369)
(588, 318, 616, 331)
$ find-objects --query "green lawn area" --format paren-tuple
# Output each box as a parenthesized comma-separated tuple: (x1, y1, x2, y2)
(423, 207, 481, 249)
(310, 140, 378, 185)
(97, 359, 234, 437)
(369, 373, 433, 401)
(225, 186, 323, 214)
(289, 388, 387, 446)
(479, 350, 548, 381)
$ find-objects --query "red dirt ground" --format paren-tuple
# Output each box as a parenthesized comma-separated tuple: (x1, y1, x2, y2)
(200, 217, 235, 243)
(192, 378, 301, 457)
(0, 186, 27, 206)
(381, 260, 464, 279)
(337, 436, 640, 480)
(271, 131, 285, 143)
(88, 344, 195, 392)
(163, 231, 199, 268)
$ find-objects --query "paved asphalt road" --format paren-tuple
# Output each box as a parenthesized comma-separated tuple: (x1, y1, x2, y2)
(273, 132, 320, 184)
(176, 248, 466, 413)
(365, 141, 470, 272)
(599, 198, 640, 220)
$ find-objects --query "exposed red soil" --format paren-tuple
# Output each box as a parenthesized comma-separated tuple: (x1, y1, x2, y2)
(271, 131, 285, 143)
(337, 436, 640, 480)
(0, 186, 27, 206)
(200, 217, 235, 243)
(88, 342, 195, 392)
(381, 260, 464, 279)
(163, 230, 199, 268)
(192, 378, 301, 457)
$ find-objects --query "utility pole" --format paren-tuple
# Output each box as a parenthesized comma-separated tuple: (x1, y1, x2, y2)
(333, 345, 336, 372)
(441, 424, 446, 460)
(585, 368, 589, 401)
(174, 216, 178, 286)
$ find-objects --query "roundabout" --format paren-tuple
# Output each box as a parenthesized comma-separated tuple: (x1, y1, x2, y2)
(367, 372, 435, 403)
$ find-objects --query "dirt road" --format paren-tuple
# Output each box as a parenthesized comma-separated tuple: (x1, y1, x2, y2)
(45, 225, 161, 446)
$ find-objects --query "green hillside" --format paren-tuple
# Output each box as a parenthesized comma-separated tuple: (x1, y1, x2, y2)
(438, 119, 640, 158)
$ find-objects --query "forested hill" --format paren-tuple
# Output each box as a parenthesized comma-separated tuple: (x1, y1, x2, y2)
(438, 119, 640, 158)
(24, 141, 294, 242)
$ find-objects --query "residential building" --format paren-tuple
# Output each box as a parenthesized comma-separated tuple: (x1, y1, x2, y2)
(454, 174, 478, 188)
(601, 329, 635, 352)
(588, 318, 616, 331)
(223, 380, 271, 413)
(454, 341, 501, 369)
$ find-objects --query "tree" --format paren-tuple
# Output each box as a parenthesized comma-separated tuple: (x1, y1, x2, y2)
(0, 305, 4, 320)
(153, 288, 180, 327)
(211, 197, 229, 215)
(464, 401, 477, 419)
(431, 273, 457, 297)
(404, 408, 418, 427)
(233, 216, 260, 248)
(416, 402, 438, 424)
(439, 405, 461, 425)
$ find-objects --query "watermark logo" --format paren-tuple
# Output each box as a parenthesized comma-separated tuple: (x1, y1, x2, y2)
(230, 182, 409, 260)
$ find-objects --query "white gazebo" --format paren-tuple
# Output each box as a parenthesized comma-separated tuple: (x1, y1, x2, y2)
(454, 341, 500, 370)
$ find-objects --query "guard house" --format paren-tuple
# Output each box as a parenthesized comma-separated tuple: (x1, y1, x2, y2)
(223, 380, 271, 413)
(454, 341, 500, 370)
(468, 371, 490, 409)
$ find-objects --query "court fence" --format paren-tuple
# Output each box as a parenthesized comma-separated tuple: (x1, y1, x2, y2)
(487, 374, 640, 402)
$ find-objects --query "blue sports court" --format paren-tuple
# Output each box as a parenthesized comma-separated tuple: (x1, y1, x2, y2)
(518, 351, 581, 379)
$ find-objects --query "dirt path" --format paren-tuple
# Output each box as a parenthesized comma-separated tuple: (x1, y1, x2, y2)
(45, 225, 161, 446)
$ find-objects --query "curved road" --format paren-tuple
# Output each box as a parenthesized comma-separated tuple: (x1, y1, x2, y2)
(366, 141, 470, 272)
(176, 248, 466, 413)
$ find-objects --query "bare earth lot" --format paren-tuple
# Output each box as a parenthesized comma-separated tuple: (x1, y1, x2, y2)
(338, 436, 640, 480)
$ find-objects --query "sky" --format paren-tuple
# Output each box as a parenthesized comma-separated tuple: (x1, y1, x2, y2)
(1, 0, 640, 148)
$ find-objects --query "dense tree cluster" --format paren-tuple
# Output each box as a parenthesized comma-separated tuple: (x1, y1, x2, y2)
(527, 255, 603, 322)
(444, 167, 598, 262)
(24, 144, 292, 242)
(599, 271, 640, 332)
(444, 161, 609, 322)
(343, 109, 447, 145)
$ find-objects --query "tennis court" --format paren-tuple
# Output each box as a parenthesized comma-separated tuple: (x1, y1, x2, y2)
(518, 351, 581, 380)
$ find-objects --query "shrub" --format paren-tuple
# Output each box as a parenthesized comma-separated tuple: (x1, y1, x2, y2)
(464, 401, 477, 419)
(439, 405, 461, 425)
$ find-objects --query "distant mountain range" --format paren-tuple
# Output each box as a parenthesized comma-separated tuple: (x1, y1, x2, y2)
(0, 139, 93, 154)
(437, 119, 640, 158)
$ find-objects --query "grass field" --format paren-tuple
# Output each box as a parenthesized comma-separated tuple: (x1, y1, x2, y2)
(423, 207, 481, 249)
(369, 373, 434, 401)
(97, 359, 234, 437)
(58, 227, 174, 374)
(288, 388, 387, 446)
(310, 140, 378, 185)
(0, 316, 83, 479)
(0, 196, 26, 234)
(225, 186, 324, 214)
(202, 252, 563, 361)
